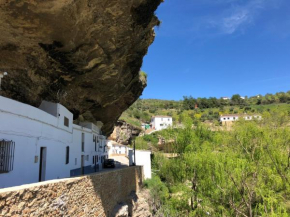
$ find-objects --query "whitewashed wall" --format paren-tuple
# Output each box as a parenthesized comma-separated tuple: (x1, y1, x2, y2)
(129, 150, 151, 179)
(0, 96, 107, 189)
(107, 140, 128, 156)
(220, 115, 262, 122)
(151, 117, 172, 131)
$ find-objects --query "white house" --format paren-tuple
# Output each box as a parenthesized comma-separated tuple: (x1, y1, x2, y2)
(107, 140, 128, 157)
(150, 116, 172, 131)
(220, 114, 262, 125)
(129, 149, 151, 179)
(0, 96, 108, 188)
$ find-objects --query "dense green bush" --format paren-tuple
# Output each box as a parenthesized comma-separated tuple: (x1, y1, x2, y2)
(148, 114, 290, 216)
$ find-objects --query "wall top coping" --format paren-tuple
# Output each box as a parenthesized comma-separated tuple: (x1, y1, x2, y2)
(135, 150, 152, 153)
(0, 166, 142, 194)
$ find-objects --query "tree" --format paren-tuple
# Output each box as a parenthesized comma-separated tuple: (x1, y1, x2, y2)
(149, 113, 290, 216)
(231, 94, 242, 105)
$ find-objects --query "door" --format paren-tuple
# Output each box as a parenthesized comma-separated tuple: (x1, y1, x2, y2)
(81, 155, 84, 175)
(94, 155, 97, 172)
(39, 147, 47, 182)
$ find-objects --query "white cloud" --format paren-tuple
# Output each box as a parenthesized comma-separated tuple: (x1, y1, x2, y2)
(222, 9, 251, 34)
(202, 0, 282, 35)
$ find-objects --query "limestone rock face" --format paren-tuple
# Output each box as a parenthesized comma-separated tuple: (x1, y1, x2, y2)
(0, 0, 162, 135)
(108, 120, 142, 145)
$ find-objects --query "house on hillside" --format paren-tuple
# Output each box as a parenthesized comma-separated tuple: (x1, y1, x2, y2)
(222, 97, 230, 100)
(0, 96, 108, 188)
(220, 114, 262, 126)
(150, 116, 172, 131)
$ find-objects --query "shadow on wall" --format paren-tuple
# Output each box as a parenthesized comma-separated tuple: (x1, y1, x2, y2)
(0, 166, 144, 216)
(88, 166, 144, 217)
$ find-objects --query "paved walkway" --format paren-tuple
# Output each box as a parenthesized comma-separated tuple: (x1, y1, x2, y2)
(101, 155, 129, 172)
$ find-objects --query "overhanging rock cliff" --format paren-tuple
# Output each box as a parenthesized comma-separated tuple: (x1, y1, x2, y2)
(0, 0, 162, 135)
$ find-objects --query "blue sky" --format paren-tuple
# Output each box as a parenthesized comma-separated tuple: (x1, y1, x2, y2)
(141, 0, 290, 100)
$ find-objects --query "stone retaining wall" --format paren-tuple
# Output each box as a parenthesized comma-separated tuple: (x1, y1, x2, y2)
(0, 166, 143, 216)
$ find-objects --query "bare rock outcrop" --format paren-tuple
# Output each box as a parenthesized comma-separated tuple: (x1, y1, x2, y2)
(0, 0, 162, 135)
(108, 120, 142, 145)
(112, 190, 152, 217)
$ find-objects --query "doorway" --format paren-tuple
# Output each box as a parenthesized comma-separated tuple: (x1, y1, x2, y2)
(39, 147, 47, 182)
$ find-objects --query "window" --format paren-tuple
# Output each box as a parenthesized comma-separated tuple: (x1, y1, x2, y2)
(64, 117, 69, 127)
(75, 158, 77, 165)
(94, 135, 97, 151)
(93, 156, 95, 164)
(168, 118, 170, 121)
(223, 118, 226, 120)
(81, 133, 85, 152)
(65, 146, 69, 164)
(0, 140, 15, 173)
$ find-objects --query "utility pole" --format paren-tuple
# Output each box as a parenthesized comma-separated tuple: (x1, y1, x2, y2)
(131, 126, 136, 166)
(133, 137, 136, 166)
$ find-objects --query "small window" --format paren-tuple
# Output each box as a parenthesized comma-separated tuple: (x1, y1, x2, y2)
(94, 136, 97, 151)
(93, 156, 95, 164)
(65, 146, 69, 164)
(223, 118, 226, 120)
(64, 117, 69, 127)
(75, 158, 77, 165)
(0, 140, 15, 173)
(86, 155, 89, 161)
(168, 118, 170, 121)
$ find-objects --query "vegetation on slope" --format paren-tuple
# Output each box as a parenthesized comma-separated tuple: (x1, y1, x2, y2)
(144, 113, 290, 216)
(119, 91, 290, 128)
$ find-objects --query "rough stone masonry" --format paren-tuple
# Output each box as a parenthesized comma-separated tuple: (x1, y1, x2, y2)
(0, 166, 143, 216)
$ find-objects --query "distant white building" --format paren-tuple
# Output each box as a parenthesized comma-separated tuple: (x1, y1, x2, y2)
(220, 114, 262, 125)
(150, 116, 172, 131)
(222, 97, 230, 100)
(0, 96, 108, 188)
(107, 140, 128, 157)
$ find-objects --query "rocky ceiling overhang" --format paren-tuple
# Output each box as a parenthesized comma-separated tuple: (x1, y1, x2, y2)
(0, 0, 162, 135)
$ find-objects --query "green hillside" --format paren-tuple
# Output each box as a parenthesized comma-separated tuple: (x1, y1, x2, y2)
(119, 91, 290, 128)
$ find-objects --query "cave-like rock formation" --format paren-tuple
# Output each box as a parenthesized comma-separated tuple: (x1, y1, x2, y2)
(108, 120, 142, 145)
(0, 0, 162, 135)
